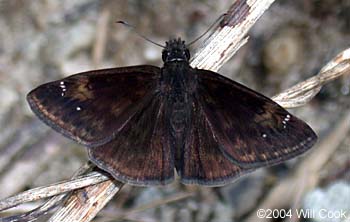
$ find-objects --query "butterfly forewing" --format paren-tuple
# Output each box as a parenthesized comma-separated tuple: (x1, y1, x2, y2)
(196, 69, 317, 168)
(88, 94, 174, 186)
(27, 65, 161, 147)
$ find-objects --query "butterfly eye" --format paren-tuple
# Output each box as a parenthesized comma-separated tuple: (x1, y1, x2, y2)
(184, 49, 190, 60)
(162, 50, 169, 62)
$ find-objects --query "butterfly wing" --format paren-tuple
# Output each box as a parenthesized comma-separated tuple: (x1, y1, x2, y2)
(179, 97, 251, 186)
(27, 65, 161, 147)
(88, 94, 174, 185)
(195, 69, 317, 168)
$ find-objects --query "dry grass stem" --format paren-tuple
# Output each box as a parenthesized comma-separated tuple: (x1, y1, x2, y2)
(0, 163, 94, 222)
(0, 172, 109, 212)
(191, 0, 276, 71)
(92, 7, 110, 69)
(272, 48, 350, 108)
(48, 180, 123, 222)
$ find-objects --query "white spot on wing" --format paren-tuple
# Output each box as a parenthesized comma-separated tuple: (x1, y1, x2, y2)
(282, 114, 291, 129)
(59, 81, 67, 96)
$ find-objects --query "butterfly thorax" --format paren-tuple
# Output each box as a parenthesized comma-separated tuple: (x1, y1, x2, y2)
(161, 38, 195, 132)
(162, 61, 193, 130)
(161, 38, 197, 169)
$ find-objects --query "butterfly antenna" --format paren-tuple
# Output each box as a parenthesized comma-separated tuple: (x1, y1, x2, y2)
(116, 21, 165, 48)
(186, 13, 226, 47)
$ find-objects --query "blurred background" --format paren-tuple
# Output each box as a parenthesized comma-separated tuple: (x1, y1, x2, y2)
(0, 0, 349, 221)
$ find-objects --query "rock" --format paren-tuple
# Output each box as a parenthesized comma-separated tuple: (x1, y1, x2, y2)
(263, 28, 304, 75)
(303, 181, 350, 222)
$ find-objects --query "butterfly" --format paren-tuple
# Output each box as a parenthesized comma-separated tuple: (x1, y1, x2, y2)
(27, 38, 317, 186)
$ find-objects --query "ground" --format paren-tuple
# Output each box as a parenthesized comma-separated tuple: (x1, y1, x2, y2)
(0, 1, 349, 221)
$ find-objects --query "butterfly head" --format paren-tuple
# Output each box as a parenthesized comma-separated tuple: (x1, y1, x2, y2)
(162, 38, 190, 63)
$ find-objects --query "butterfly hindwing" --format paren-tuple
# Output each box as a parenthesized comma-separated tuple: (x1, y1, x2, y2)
(88, 94, 174, 186)
(27, 65, 161, 147)
(196, 69, 317, 168)
(179, 97, 251, 186)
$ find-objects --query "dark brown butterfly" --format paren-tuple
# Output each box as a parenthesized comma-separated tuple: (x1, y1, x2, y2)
(27, 38, 317, 186)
